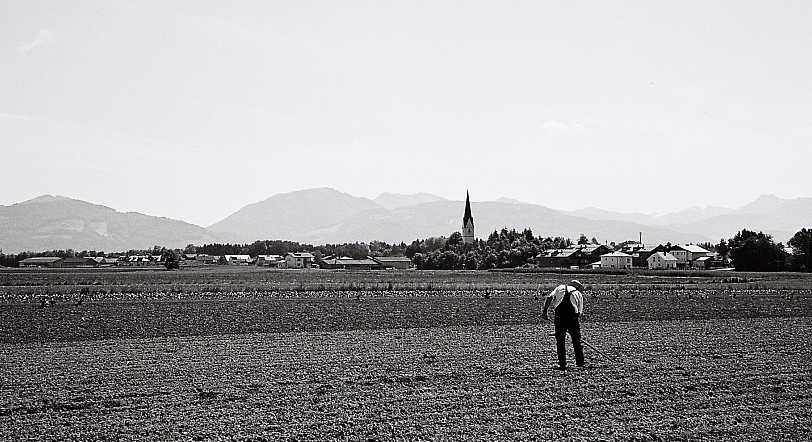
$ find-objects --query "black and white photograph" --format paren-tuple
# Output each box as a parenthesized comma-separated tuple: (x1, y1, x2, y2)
(2, 1, 811, 440)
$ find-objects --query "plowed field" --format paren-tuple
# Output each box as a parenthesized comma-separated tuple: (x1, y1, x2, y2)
(1, 268, 810, 440)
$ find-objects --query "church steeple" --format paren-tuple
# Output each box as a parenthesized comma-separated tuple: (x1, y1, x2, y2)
(462, 190, 474, 244)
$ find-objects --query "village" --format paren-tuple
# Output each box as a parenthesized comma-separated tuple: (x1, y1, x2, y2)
(15, 192, 727, 271)
(16, 241, 722, 272)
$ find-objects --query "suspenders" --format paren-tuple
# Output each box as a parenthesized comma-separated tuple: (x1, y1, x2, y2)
(557, 285, 576, 317)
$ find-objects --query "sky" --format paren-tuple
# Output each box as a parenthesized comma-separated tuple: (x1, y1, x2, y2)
(2, 1, 811, 227)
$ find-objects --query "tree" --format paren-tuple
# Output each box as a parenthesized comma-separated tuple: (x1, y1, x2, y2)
(447, 232, 463, 247)
(728, 229, 787, 272)
(411, 253, 424, 269)
(716, 239, 730, 263)
(788, 228, 812, 272)
(577, 233, 589, 245)
(162, 250, 180, 270)
(463, 251, 478, 270)
(405, 240, 421, 259)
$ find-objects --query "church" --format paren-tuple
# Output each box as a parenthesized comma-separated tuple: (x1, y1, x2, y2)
(462, 191, 475, 244)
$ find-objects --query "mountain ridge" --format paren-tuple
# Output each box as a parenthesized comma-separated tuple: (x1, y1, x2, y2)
(2, 190, 810, 253)
(0, 196, 219, 254)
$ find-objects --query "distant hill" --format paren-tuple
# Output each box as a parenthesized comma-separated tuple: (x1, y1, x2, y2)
(564, 195, 811, 243)
(206, 188, 386, 244)
(205, 189, 712, 245)
(495, 197, 530, 205)
(0, 195, 219, 254)
(372, 192, 448, 210)
(564, 205, 734, 227)
(3, 191, 810, 253)
(661, 195, 812, 242)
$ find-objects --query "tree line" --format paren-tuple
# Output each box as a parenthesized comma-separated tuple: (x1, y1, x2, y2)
(0, 240, 407, 267)
(2, 227, 811, 273)
(189, 239, 407, 261)
(402, 226, 812, 273)
(406, 228, 572, 270)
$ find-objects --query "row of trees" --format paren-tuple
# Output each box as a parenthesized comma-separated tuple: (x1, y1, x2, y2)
(402, 226, 812, 273)
(722, 228, 812, 272)
(191, 240, 408, 261)
(3, 228, 811, 273)
(408, 228, 573, 270)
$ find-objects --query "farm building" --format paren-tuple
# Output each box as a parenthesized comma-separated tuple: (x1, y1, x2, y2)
(372, 256, 412, 270)
(669, 245, 713, 269)
(223, 255, 253, 265)
(621, 244, 668, 267)
(694, 256, 725, 270)
(320, 257, 381, 270)
(120, 255, 162, 267)
(256, 255, 285, 268)
(179, 254, 219, 266)
(286, 252, 314, 269)
(601, 251, 633, 269)
(180, 254, 200, 267)
(196, 255, 219, 265)
(89, 257, 118, 267)
(648, 252, 678, 270)
(60, 257, 100, 268)
(536, 244, 613, 269)
(19, 257, 64, 267)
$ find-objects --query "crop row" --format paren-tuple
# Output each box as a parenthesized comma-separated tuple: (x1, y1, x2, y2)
(2, 285, 811, 304)
(1, 318, 810, 441)
(3, 267, 812, 292)
(2, 291, 811, 345)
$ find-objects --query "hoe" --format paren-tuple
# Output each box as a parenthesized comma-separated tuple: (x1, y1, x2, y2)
(543, 316, 618, 364)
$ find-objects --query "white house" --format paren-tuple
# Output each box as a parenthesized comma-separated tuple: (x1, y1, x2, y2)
(223, 255, 253, 265)
(684, 245, 712, 259)
(285, 252, 314, 269)
(669, 245, 712, 267)
(648, 252, 678, 270)
(256, 255, 285, 267)
(601, 251, 633, 269)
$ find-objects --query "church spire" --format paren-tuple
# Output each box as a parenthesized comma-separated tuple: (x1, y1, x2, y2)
(462, 190, 474, 244)
(463, 190, 473, 226)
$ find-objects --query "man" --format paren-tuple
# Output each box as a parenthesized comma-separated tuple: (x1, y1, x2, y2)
(541, 279, 585, 370)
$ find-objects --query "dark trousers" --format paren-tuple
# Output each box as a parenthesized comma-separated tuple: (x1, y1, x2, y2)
(555, 316, 584, 367)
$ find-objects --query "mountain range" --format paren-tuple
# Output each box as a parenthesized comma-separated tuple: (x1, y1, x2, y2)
(1, 189, 810, 254)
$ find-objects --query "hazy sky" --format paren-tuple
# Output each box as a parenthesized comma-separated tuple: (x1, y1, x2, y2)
(2, 1, 810, 226)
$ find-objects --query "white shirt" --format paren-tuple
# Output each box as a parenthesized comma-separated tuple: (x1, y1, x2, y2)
(545, 284, 584, 314)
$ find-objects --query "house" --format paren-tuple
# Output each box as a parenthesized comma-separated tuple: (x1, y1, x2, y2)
(19, 257, 64, 267)
(694, 256, 716, 270)
(601, 251, 633, 269)
(320, 256, 381, 270)
(285, 252, 314, 269)
(88, 257, 118, 267)
(669, 245, 713, 269)
(621, 244, 667, 268)
(123, 255, 154, 266)
(181, 254, 220, 266)
(372, 256, 412, 270)
(648, 252, 678, 270)
(180, 254, 200, 267)
(196, 255, 219, 265)
(223, 255, 253, 265)
(536, 244, 613, 269)
(536, 248, 580, 268)
(256, 255, 285, 268)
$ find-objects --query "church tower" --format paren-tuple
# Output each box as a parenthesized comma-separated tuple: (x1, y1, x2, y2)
(462, 190, 475, 244)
